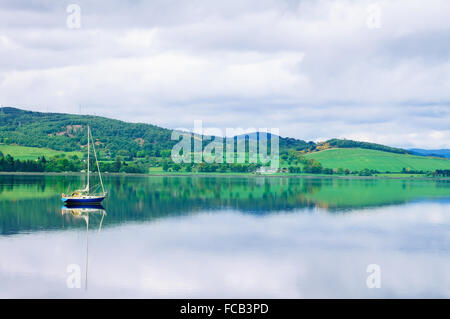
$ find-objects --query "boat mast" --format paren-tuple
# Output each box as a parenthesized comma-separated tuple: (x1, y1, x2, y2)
(87, 125, 90, 194)
(89, 127, 105, 195)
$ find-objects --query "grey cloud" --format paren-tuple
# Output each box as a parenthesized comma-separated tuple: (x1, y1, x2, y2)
(0, 0, 449, 147)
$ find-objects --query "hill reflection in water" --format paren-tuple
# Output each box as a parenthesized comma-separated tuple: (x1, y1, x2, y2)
(0, 174, 449, 234)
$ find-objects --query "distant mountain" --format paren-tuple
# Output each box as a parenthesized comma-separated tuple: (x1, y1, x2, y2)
(234, 132, 314, 152)
(409, 149, 450, 159)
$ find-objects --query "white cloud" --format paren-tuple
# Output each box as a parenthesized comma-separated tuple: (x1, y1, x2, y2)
(0, 0, 449, 148)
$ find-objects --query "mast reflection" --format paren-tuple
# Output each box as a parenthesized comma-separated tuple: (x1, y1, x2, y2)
(61, 205, 106, 290)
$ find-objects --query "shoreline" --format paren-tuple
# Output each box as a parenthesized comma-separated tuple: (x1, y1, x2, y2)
(1, 171, 449, 180)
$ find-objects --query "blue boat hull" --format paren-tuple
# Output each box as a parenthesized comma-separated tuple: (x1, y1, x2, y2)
(62, 204, 105, 209)
(62, 197, 105, 205)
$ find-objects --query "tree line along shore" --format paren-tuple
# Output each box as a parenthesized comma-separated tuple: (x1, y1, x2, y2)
(1, 150, 449, 178)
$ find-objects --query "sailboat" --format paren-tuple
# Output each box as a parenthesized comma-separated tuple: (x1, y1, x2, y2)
(62, 125, 107, 205)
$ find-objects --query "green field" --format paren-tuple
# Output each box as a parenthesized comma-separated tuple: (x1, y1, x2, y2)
(305, 148, 450, 172)
(0, 144, 83, 160)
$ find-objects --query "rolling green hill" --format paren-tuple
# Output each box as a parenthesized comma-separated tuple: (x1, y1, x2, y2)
(305, 148, 450, 172)
(0, 107, 175, 158)
(0, 107, 311, 158)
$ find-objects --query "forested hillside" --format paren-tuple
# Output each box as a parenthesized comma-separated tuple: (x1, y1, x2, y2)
(0, 107, 313, 159)
(0, 107, 175, 158)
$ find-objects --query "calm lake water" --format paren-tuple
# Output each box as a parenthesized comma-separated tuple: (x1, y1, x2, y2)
(1, 174, 450, 298)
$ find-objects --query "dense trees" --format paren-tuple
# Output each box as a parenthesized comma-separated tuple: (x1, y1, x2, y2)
(434, 169, 450, 177)
(288, 166, 301, 174)
(0, 152, 146, 173)
(161, 161, 260, 173)
(0, 153, 47, 172)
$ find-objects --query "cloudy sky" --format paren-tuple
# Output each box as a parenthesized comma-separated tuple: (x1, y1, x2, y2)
(0, 0, 449, 148)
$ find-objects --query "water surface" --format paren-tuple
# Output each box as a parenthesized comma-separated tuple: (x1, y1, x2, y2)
(0, 175, 449, 298)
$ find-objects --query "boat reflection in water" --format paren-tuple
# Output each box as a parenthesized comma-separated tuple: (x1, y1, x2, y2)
(61, 205, 106, 290)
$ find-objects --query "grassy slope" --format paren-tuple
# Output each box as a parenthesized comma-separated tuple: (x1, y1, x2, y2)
(0, 144, 83, 160)
(305, 148, 450, 172)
